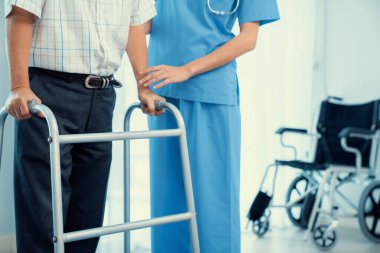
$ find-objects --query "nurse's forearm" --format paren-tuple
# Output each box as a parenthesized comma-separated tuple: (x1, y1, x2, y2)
(186, 22, 259, 76)
(140, 22, 260, 89)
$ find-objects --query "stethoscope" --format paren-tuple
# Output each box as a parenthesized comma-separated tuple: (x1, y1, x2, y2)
(207, 0, 240, 15)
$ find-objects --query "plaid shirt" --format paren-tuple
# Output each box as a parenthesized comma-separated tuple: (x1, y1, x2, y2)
(5, 0, 156, 75)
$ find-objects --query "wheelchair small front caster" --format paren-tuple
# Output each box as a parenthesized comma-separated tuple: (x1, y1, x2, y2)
(312, 224, 337, 251)
(252, 211, 270, 238)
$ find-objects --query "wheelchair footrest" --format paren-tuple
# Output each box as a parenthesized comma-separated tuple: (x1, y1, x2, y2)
(247, 191, 272, 222)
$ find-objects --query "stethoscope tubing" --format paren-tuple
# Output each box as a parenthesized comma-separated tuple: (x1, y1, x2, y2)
(207, 0, 240, 15)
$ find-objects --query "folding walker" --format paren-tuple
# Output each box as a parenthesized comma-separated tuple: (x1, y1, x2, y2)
(0, 100, 200, 253)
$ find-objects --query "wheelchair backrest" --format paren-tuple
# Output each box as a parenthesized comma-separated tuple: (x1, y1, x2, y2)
(314, 99, 380, 167)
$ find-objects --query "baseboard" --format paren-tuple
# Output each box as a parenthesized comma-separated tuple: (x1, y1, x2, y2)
(0, 234, 16, 253)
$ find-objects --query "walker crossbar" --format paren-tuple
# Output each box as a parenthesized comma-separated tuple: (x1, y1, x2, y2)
(64, 212, 193, 243)
(59, 129, 182, 144)
(0, 100, 200, 253)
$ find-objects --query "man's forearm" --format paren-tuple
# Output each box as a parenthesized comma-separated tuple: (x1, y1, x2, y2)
(126, 23, 166, 116)
(7, 6, 35, 91)
(126, 24, 149, 90)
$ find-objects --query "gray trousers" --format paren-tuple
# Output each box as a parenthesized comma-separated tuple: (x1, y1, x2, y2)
(14, 68, 116, 253)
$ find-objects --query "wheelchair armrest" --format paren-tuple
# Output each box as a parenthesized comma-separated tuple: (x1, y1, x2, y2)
(275, 127, 313, 160)
(339, 127, 379, 174)
(275, 127, 308, 135)
(339, 127, 376, 140)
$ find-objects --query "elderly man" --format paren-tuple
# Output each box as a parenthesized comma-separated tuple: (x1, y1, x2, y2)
(4, 0, 164, 252)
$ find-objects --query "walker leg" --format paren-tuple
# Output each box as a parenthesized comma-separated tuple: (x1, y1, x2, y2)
(123, 137, 131, 253)
(1, 105, 66, 252)
(179, 132, 200, 253)
(123, 106, 138, 253)
(45, 114, 65, 253)
(0, 108, 8, 173)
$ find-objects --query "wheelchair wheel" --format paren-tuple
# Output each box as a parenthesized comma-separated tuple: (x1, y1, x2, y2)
(286, 175, 310, 228)
(312, 224, 337, 251)
(252, 210, 270, 238)
(358, 180, 380, 243)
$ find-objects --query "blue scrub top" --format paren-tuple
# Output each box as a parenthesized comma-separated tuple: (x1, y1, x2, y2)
(148, 0, 280, 106)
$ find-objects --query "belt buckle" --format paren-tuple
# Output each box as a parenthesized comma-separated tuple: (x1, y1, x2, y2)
(113, 79, 123, 88)
(85, 75, 109, 89)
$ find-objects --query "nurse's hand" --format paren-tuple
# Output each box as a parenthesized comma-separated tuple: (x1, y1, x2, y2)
(140, 65, 193, 89)
(137, 87, 166, 116)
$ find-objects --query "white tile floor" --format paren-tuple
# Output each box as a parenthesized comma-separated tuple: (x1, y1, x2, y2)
(243, 217, 379, 253)
(96, 214, 379, 253)
(2, 214, 377, 253)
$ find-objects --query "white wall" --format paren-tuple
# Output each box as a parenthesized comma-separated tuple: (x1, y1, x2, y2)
(313, 0, 380, 103)
(0, 4, 16, 239)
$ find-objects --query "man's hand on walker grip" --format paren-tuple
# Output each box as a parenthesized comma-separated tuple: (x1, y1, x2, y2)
(5, 87, 44, 120)
(137, 87, 166, 116)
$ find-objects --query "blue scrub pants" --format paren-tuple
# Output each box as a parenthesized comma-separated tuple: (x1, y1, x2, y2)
(148, 97, 241, 253)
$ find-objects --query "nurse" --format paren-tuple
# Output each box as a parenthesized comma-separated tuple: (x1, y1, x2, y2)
(140, 0, 279, 252)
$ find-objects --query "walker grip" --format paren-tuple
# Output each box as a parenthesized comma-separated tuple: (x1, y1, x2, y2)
(154, 100, 165, 111)
(27, 99, 39, 114)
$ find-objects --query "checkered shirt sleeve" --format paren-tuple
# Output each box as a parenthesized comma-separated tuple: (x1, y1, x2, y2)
(130, 0, 157, 26)
(3, 0, 154, 75)
(5, 0, 46, 18)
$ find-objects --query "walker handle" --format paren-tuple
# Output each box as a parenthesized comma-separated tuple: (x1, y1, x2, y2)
(27, 99, 39, 114)
(154, 100, 165, 111)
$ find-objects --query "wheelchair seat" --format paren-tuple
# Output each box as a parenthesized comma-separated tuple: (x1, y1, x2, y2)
(275, 160, 328, 171)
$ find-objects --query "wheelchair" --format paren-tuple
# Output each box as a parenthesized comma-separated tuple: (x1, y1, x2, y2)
(247, 97, 380, 250)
